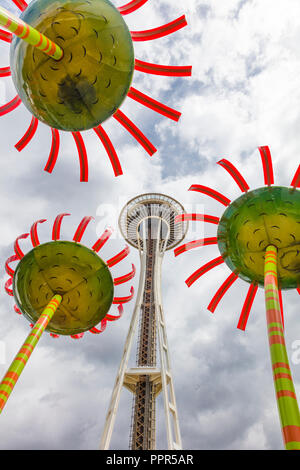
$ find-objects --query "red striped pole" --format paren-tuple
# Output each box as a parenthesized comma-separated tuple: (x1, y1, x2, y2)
(264, 246, 300, 449)
(0, 6, 63, 60)
(0, 295, 62, 414)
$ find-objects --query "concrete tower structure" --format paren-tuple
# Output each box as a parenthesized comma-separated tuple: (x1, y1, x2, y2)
(100, 193, 187, 450)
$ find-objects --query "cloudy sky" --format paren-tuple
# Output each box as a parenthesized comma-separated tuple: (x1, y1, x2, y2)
(0, 0, 300, 450)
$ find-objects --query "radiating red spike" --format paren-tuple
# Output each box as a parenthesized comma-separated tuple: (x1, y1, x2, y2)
(128, 87, 181, 122)
(134, 59, 192, 77)
(30, 219, 47, 247)
(0, 67, 11, 77)
(118, 0, 148, 15)
(14, 305, 21, 315)
(72, 132, 88, 182)
(12, 0, 28, 11)
(278, 288, 284, 329)
(175, 213, 220, 224)
(297, 287, 300, 296)
(15, 116, 38, 152)
(44, 128, 60, 173)
(5, 278, 13, 296)
(107, 245, 130, 268)
(93, 125, 123, 177)
(73, 216, 94, 243)
(5, 255, 18, 277)
(207, 272, 239, 313)
(114, 264, 136, 286)
(189, 185, 231, 206)
(90, 319, 107, 334)
(0, 29, 12, 43)
(131, 15, 187, 41)
(14, 233, 29, 259)
(237, 283, 258, 330)
(52, 213, 71, 240)
(113, 286, 134, 304)
(50, 333, 60, 338)
(186, 256, 225, 287)
(258, 146, 274, 186)
(291, 165, 300, 188)
(217, 159, 250, 193)
(92, 227, 114, 253)
(113, 109, 157, 156)
(174, 237, 218, 257)
(0, 95, 21, 117)
(70, 333, 84, 339)
(105, 304, 124, 321)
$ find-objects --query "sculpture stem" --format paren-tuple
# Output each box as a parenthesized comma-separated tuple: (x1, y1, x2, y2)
(0, 6, 63, 60)
(0, 295, 62, 414)
(264, 245, 300, 449)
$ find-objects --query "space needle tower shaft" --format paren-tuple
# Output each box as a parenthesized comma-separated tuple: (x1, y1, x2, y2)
(100, 193, 188, 450)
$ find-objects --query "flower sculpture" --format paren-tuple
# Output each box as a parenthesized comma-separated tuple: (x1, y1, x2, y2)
(0, 0, 192, 180)
(1, 213, 136, 413)
(175, 146, 300, 450)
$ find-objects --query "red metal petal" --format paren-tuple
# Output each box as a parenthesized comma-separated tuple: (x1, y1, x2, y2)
(175, 213, 220, 224)
(73, 216, 94, 243)
(44, 128, 60, 173)
(217, 159, 250, 193)
(89, 319, 107, 334)
(0, 67, 11, 77)
(128, 87, 181, 122)
(207, 272, 239, 313)
(0, 95, 21, 116)
(93, 125, 123, 177)
(185, 256, 225, 287)
(30, 219, 47, 247)
(15, 116, 38, 152)
(107, 245, 130, 268)
(174, 237, 218, 257)
(12, 0, 28, 11)
(5, 254, 18, 277)
(50, 333, 60, 338)
(134, 59, 192, 77)
(237, 283, 258, 330)
(14, 233, 29, 259)
(189, 185, 231, 206)
(5, 278, 13, 296)
(72, 131, 88, 182)
(113, 286, 134, 304)
(52, 213, 71, 240)
(105, 304, 124, 321)
(113, 109, 157, 156)
(0, 29, 12, 43)
(118, 0, 148, 15)
(113, 264, 136, 285)
(92, 227, 113, 253)
(14, 305, 21, 315)
(258, 146, 274, 186)
(291, 165, 300, 188)
(70, 333, 85, 339)
(131, 15, 187, 41)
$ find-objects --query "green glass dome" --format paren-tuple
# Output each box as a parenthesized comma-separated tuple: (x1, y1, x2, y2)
(10, 0, 134, 131)
(217, 186, 300, 289)
(13, 241, 114, 335)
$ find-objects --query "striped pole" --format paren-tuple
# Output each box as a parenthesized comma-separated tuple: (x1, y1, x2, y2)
(0, 6, 63, 60)
(0, 295, 62, 414)
(264, 245, 300, 450)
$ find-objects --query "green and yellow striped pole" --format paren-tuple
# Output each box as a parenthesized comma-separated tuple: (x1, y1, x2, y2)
(264, 245, 300, 450)
(0, 295, 62, 414)
(0, 6, 63, 60)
